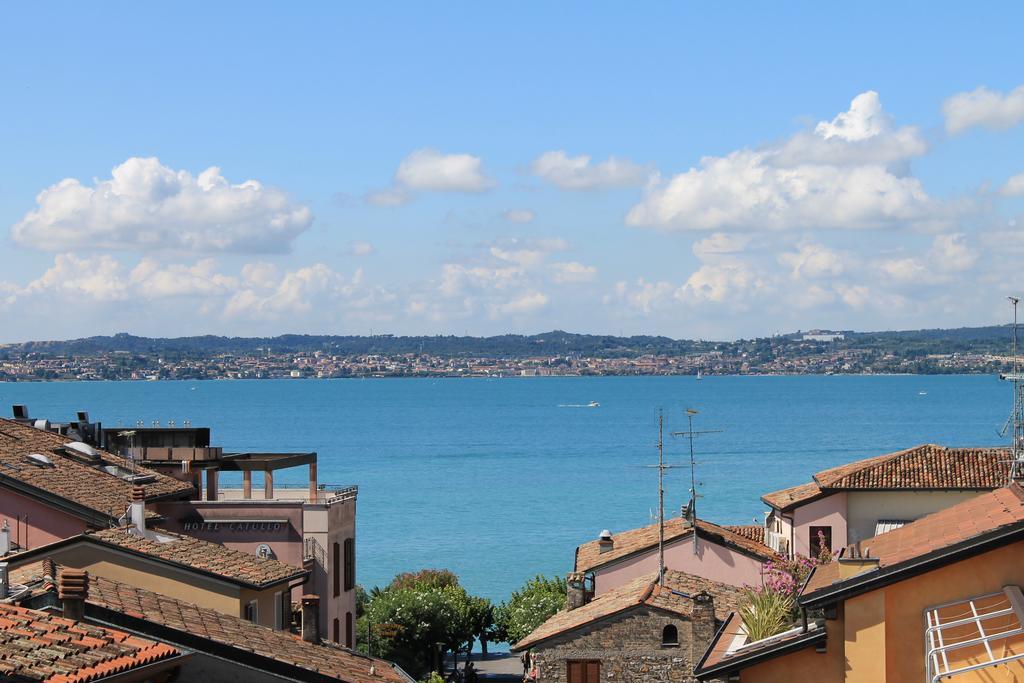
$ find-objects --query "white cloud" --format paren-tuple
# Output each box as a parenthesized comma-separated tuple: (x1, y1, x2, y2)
(531, 151, 649, 190)
(12, 157, 313, 253)
(550, 261, 597, 284)
(394, 149, 494, 192)
(676, 263, 766, 304)
(606, 279, 676, 314)
(23, 253, 128, 301)
(778, 243, 847, 279)
(130, 258, 238, 298)
(692, 233, 752, 260)
(365, 186, 412, 207)
(1001, 173, 1024, 197)
(928, 233, 977, 272)
(503, 209, 536, 224)
(626, 92, 946, 233)
(347, 241, 375, 256)
(943, 84, 1024, 135)
(491, 291, 549, 317)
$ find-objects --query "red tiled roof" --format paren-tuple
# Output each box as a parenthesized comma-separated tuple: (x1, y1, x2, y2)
(513, 569, 745, 651)
(802, 483, 1024, 597)
(84, 572, 409, 683)
(0, 418, 192, 522)
(86, 527, 307, 588)
(0, 602, 181, 682)
(762, 444, 1011, 511)
(724, 525, 765, 545)
(575, 517, 774, 573)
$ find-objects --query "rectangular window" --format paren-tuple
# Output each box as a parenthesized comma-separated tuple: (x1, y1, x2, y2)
(809, 525, 833, 555)
(344, 537, 355, 591)
(281, 591, 291, 630)
(274, 591, 282, 630)
(245, 600, 258, 624)
(333, 541, 341, 597)
(346, 611, 353, 649)
(567, 660, 600, 683)
(333, 618, 340, 643)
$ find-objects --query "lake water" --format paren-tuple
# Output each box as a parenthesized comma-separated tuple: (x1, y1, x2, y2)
(0, 375, 1013, 605)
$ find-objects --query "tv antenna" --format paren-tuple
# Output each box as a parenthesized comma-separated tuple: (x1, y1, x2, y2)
(1001, 296, 1024, 482)
(671, 409, 722, 555)
(639, 410, 685, 585)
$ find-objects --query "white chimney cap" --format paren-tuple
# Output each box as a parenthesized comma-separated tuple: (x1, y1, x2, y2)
(599, 529, 613, 540)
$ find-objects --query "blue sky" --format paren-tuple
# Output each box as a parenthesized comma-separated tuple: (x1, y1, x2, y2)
(2, 2, 1024, 342)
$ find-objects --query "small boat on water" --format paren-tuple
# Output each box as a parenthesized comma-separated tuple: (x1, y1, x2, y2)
(919, 391, 928, 396)
(696, 370, 703, 381)
(588, 401, 600, 408)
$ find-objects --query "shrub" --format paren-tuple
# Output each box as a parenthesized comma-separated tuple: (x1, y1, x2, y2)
(739, 588, 794, 642)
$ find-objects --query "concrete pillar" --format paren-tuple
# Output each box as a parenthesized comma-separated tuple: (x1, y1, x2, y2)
(193, 472, 203, 500)
(264, 469, 274, 500)
(308, 462, 318, 502)
(301, 594, 320, 643)
(206, 469, 219, 502)
(243, 470, 252, 499)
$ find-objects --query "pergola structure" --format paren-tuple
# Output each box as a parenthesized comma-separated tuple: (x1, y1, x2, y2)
(925, 585, 1024, 681)
(219, 452, 318, 501)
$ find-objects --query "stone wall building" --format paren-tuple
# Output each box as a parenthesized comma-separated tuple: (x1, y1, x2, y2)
(513, 569, 743, 683)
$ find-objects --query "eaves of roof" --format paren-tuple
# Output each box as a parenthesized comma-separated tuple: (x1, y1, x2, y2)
(799, 522, 1024, 610)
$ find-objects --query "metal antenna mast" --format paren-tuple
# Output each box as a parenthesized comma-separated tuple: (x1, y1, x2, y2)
(1004, 296, 1024, 482)
(671, 409, 722, 555)
(639, 410, 686, 585)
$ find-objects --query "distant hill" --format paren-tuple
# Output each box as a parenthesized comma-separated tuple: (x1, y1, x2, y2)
(0, 325, 1016, 359)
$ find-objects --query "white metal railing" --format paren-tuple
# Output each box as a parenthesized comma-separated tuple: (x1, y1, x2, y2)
(766, 530, 788, 555)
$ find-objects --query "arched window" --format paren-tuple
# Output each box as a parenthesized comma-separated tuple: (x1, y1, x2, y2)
(662, 624, 679, 646)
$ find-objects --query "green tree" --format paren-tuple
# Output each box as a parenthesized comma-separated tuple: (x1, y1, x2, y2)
(494, 575, 566, 645)
(356, 570, 491, 679)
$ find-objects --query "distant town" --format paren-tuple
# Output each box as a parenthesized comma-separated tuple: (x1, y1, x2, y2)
(1, 326, 1019, 380)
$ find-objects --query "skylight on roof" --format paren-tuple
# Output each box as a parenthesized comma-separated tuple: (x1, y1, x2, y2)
(25, 453, 53, 468)
(100, 464, 156, 484)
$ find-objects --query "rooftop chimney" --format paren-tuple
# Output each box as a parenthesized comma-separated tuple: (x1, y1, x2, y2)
(566, 571, 594, 610)
(0, 521, 9, 557)
(12, 405, 28, 420)
(59, 569, 88, 622)
(0, 562, 8, 599)
(301, 594, 320, 643)
(689, 591, 716, 663)
(597, 529, 614, 554)
(130, 486, 146, 536)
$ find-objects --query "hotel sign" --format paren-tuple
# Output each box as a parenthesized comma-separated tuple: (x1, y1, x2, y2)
(180, 519, 290, 533)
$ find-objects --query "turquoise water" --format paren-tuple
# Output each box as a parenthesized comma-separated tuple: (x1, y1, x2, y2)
(0, 375, 1012, 604)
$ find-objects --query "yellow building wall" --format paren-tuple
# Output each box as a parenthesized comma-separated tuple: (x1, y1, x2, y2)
(732, 540, 1024, 682)
(881, 541, 1024, 683)
(26, 542, 283, 629)
(737, 608, 846, 683)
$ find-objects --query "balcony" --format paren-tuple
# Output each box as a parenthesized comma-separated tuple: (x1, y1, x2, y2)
(766, 530, 789, 555)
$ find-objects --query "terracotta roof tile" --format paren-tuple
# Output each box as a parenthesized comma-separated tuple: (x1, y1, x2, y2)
(86, 527, 306, 588)
(762, 444, 1010, 511)
(0, 418, 192, 523)
(0, 602, 180, 682)
(723, 525, 765, 545)
(83, 573, 408, 683)
(513, 569, 745, 651)
(576, 518, 774, 573)
(802, 483, 1024, 597)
